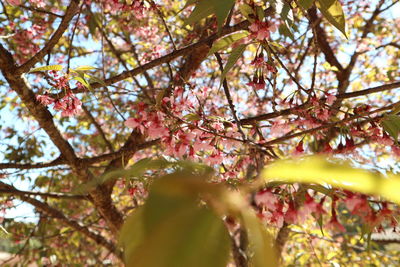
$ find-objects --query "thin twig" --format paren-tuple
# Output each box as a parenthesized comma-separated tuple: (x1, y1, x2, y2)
(214, 52, 247, 141)
(66, 2, 84, 73)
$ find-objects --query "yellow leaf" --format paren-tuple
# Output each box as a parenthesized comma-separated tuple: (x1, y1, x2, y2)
(262, 156, 400, 205)
(316, 0, 347, 38)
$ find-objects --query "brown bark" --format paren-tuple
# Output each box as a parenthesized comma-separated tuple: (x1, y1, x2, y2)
(0, 43, 123, 236)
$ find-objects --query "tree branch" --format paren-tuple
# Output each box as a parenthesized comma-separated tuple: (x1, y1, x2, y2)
(17, 0, 80, 73)
(53, 7, 275, 98)
(0, 186, 87, 200)
(0, 181, 120, 258)
(240, 81, 400, 124)
(82, 104, 114, 152)
(307, 7, 343, 71)
(0, 42, 124, 237)
(0, 157, 65, 170)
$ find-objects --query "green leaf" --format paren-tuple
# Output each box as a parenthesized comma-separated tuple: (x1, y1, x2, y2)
(208, 31, 249, 56)
(183, 0, 198, 9)
(316, 0, 347, 37)
(317, 215, 324, 236)
(74, 65, 97, 71)
(0, 225, 9, 239)
(298, 0, 314, 10)
(239, 3, 254, 21)
(278, 23, 294, 39)
(273, 0, 295, 37)
(88, 12, 101, 37)
(272, 0, 293, 22)
(120, 174, 231, 267)
(382, 114, 400, 141)
(184, 113, 201, 121)
(86, 74, 107, 87)
(184, 0, 214, 26)
(214, 0, 235, 31)
(72, 76, 90, 89)
(29, 65, 63, 73)
(263, 156, 378, 194)
(220, 44, 247, 85)
(253, 6, 263, 21)
(184, 0, 235, 31)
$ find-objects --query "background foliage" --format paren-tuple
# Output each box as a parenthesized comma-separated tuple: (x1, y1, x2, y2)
(1, 0, 400, 266)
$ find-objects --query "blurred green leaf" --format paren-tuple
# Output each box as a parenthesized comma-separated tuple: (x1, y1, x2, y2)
(241, 209, 278, 267)
(73, 158, 171, 194)
(86, 74, 107, 87)
(262, 156, 400, 205)
(278, 23, 294, 39)
(120, 173, 231, 267)
(298, 0, 314, 10)
(184, 113, 201, 121)
(72, 76, 89, 88)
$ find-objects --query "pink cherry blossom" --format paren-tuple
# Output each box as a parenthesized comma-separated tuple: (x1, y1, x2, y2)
(125, 118, 142, 131)
(376, 133, 394, 146)
(293, 141, 304, 156)
(344, 195, 370, 216)
(255, 190, 278, 208)
(5, 0, 21, 6)
(270, 120, 291, 137)
(326, 217, 346, 232)
(52, 92, 82, 117)
(36, 94, 55, 106)
(316, 108, 330, 121)
(284, 202, 299, 224)
(206, 151, 223, 165)
(326, 93, 337, 105)
(248, 21, 275, 41)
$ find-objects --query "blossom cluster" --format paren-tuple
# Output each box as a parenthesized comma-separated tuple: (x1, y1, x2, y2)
(249, 20, 277, 41)
(36, 91, 82, 117)
(94, 0, 147, 18)
(255, 188, 397, 233)
(247, 54, 277, 91)
(5, 0, 46, 8)
(124, 87, 244, 171)
(2, 19, 47, 63)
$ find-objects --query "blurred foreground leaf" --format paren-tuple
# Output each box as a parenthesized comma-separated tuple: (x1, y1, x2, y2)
(119, 172, 231, 267)
(241, 209, 278, 267)
(262, 156, 400, 204)
(120, 167, 279, 267)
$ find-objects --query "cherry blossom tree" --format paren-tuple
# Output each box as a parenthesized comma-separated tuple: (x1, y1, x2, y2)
(0, 0, 400, 266)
